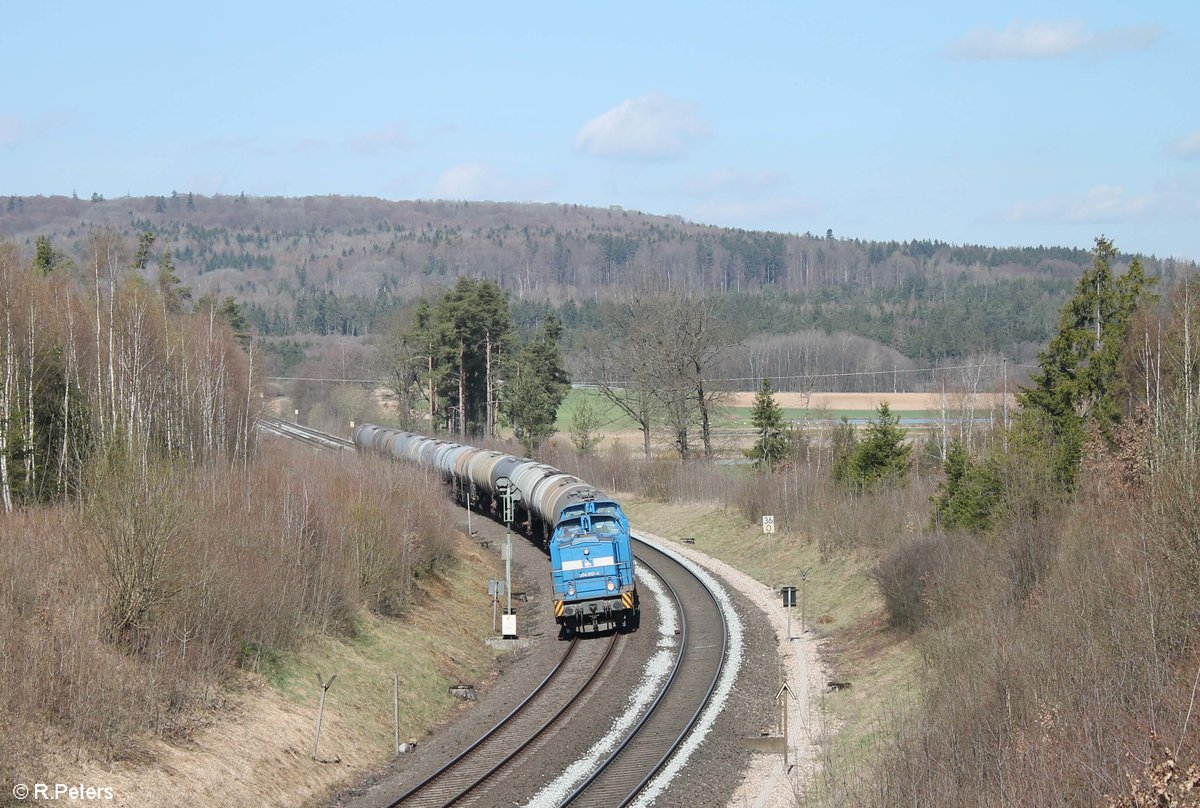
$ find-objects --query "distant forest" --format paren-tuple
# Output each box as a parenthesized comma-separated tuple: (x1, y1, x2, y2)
(2, 193, 1193, 374)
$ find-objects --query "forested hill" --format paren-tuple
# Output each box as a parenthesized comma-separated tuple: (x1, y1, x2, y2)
(1, 193, 1193, 364)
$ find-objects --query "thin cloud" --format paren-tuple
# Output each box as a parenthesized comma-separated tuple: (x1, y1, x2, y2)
(432, 162, 552, 201)
(0, 113, 70, 149)
(575, 92, 711, 160)
(1005, 185, 1160, 224)
(292, 138, 330, 153)
(681, 169, 790, 197)
(347, 126, 413, 155)
(0, 117, 20, 149)
(948, 18, 1161, 61)
(1167, 129, 1200, 159)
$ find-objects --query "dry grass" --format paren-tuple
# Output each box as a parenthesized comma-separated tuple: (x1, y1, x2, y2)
(723, 390, 1013, 412)
(41, 537, 500, 808)
(0, 442, 466, 802)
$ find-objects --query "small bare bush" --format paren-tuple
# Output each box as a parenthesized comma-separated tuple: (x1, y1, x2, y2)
(870, 534, 947, 632)
(1106, 736, 1200, 807)
(82, 451, 190, 647)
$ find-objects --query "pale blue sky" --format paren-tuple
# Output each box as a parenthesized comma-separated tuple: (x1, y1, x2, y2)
(3, 1, 1198, 259)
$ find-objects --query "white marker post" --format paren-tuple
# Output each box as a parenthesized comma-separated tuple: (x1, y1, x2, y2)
(762, 515, 775, 589)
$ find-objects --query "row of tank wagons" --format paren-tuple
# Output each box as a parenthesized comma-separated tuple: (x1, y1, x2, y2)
(351, 424, 610, 534)
(354, 423, 640, 636)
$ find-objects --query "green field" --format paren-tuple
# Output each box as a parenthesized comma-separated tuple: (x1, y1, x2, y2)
(555, 388, 931, 433)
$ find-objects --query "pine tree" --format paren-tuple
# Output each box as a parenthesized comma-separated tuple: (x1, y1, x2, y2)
(930, 439, 1003, 531)
(502, 313, 570, 455)
(569, 398, 603, 455)
(432, 278, 512, 435)
(745, 376, 789, 469)
(853, 401, 912, 488)
(132, 231, 155, 272)
(34, 236, 54, 273)
(156, 250, 190, 314)
(1017, 235, 1155, 492)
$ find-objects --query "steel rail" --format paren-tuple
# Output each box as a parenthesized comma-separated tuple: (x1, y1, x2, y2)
(390, 631, 620, 807)
(559, 538, 728, 808)
(255, 416, 355, 451)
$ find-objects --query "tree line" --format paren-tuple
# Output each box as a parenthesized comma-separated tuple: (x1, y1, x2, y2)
(378, 276, 569, 455)
(0, 231, 252, 510)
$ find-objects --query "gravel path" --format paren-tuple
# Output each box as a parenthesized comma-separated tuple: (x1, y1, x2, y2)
(634, 530, 829, 808)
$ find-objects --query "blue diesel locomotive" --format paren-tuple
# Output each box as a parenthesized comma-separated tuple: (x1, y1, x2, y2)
(352, 424, 639, 636)
(550, 498, 639, 634)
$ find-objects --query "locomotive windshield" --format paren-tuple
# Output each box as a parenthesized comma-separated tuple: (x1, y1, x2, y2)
(557, 515, 621, 540)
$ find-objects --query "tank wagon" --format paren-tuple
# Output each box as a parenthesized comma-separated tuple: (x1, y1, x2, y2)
(351, 424, 639, 635)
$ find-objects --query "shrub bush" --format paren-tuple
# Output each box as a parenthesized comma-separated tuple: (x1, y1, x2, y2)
(870, 534, 947, 632)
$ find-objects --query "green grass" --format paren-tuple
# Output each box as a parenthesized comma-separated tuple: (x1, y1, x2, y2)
(718, 407, 929, 428)
(555, 388, 642, 431)
(620, 499, 877, 632)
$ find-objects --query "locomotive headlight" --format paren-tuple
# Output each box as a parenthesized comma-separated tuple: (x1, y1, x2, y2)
(606, 578, 616, 592)
(567, 583, 575, 596)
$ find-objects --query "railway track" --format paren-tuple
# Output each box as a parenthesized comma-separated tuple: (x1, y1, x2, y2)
(390, 633, 621, 808)
(560, 538, 728, 807)
(260, 421, 732, 806)
(256, 416, 356, 452)
(388, 542, 727, 808)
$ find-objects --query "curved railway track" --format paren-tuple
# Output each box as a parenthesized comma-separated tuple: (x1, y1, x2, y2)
(391, 542, 727, 808)
(560, 538, 728, 808)
(390, 633, 621, 808)
(260, 421, 732, 807)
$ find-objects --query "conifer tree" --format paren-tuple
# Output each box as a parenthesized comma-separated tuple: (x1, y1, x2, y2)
(835, 402, 911, 491)
(502, 313, 569, 455)
(1017, 235, 1154, 491)
(569, 398, 603, 455)
(34, 236, 54, 273)
(745, 376, 789, 469)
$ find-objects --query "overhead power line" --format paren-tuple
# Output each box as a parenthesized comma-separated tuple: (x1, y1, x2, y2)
(265, 376, 386, 383)
(580, 361, 1039, 388)
(268, 362, 1040, 387)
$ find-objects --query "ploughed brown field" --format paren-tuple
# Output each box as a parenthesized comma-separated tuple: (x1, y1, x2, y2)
(725, 391, 1013, 411)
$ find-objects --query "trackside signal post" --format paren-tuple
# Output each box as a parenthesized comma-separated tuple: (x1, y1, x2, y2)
(781, 585, 797, 640)
(488, 579, 504, 631)
(496, 477, 522, 639)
